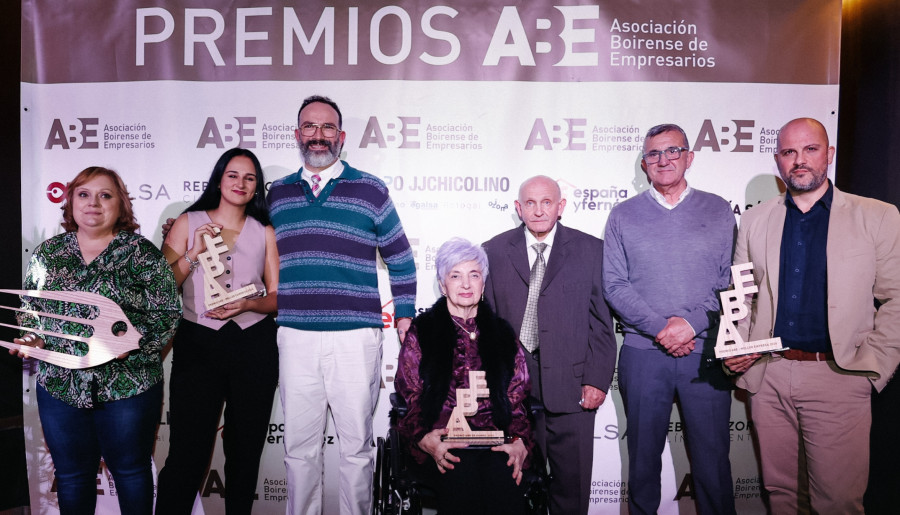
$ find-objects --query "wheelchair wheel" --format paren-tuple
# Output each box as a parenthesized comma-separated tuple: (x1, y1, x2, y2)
(373, 436, 388, 514)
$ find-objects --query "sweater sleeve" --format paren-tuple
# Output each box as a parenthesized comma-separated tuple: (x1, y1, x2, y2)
(375, 193, 417, 319)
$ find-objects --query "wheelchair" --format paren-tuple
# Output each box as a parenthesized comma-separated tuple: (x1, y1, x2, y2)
(373, 393, 548, 515)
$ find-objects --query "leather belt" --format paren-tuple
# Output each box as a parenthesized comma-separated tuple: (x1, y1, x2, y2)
(777, 349, 834, 361)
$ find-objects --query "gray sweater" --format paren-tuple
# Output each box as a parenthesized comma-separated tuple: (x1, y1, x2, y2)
(602, 188, 736, 353)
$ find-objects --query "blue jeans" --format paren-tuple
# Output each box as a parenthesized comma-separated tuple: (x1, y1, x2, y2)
(37, 382, 163, 515)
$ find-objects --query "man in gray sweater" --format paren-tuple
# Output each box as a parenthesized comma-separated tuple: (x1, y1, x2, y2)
(602, 123, 737, 515)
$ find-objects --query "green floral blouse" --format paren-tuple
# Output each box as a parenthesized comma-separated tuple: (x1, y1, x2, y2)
(19, 231, 182, 408)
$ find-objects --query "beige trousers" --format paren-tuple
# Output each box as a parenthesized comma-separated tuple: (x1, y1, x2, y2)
(749, 356, 871, 514)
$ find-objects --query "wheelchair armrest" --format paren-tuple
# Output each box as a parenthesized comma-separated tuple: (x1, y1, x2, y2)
(390, 392, 409, 418)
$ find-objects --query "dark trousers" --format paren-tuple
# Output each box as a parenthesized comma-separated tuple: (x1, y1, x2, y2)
(156, 317, 278, 515)
(619, 346, 735, 515)
(37, 382, 162, 515)
(524, 348, 595, 515)
(409, 448, 528, 514)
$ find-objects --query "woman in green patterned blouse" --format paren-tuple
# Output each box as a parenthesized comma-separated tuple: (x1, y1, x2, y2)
(10, 166, 181, 515)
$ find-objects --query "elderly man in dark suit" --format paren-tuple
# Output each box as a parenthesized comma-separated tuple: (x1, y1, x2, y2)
(483, 175, 617, 515)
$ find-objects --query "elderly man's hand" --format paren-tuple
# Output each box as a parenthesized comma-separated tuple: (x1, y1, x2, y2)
(580, 385, 606, 410)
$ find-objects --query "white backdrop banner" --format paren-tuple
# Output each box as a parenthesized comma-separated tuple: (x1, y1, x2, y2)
(20, 0, 840, 513)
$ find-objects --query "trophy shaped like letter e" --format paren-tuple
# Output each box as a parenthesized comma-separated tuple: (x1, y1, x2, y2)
(715, 262, 787, 358)
(442, 370, 506, 445)
(199, 229, 258, 311)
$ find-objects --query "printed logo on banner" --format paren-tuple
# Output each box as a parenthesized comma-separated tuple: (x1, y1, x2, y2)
(408, 237, 420, 270)
(197, 117, 259, 148)
(180, 468, 288, 502)
(261, 476, 288, 503)
(525, 119, 642, 152)
(46, 182, 66, 203)
(675, 473, 697, 501)
(693, 119, 756, 152)
(136, 183, 171, 201)
(360, 117, 484, 151)
(523, 119, 763, 154)
(44, 118, 156, 150)
(734, 476, 762, 501)
(134, 5, 606, 74)
(197, 117, 297, 150)
(590, 479, 629, 507)
(388, 176, 509, 194)
(44, 181, 173, 204)
(559, 180, 629, 214)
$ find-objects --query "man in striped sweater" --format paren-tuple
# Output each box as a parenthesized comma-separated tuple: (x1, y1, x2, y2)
(267, 95, 417, 514)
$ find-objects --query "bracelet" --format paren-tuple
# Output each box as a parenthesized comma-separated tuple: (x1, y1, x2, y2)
(183, 251, 201, 271)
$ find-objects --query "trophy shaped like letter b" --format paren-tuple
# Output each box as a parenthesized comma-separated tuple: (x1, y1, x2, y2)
(715, 262, 788, 358)
(441, 370, 507, 446)
(199, 228, 258, 310)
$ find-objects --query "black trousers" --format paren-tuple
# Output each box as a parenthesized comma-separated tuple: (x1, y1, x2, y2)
(524, 348, 595, 515)
(156, 317, 279, 514)
(409, 448, 529, 515)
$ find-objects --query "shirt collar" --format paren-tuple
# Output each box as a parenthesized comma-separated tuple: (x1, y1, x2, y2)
(523, 222, 558, 249)
(650, 183, 691, 209)
(282, 160, 346, 185)
(785, 179, 834, 211)
(301, 160, 344, 186)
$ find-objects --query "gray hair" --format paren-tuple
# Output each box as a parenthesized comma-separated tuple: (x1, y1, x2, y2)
(435, 237, 490, 283)
(643, 123, 690, 151)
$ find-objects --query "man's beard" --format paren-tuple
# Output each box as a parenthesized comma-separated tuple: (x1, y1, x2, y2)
(300, 138, 341, 168)
(781, 164, 828, 192)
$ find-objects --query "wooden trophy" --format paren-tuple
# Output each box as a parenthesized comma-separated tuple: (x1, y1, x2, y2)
(441, 370, 507, 446)
(715, 262, 787, 358)
(0, 289, 142, 369)
(198, 228, 258, 311)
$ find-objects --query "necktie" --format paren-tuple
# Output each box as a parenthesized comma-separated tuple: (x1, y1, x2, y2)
(520, 242, 547, 353)
(311, 174, 321, 195)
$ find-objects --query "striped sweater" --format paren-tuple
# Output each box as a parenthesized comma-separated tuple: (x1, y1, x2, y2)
(268, 162, 417, 331)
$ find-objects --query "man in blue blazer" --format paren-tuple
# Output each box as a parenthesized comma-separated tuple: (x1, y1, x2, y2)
(483, 175, 617, 515)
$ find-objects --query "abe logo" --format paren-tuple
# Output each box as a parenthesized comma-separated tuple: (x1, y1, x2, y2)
(524, 118, 588, 151)
(197, 117, 258, 149)
(359, 116, 420, 149)
(693, 119, 755, 152)
(45, 118, 100, 149)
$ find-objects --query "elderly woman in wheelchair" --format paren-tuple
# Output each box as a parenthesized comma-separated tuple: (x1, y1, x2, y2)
(393, 237, 534, 514)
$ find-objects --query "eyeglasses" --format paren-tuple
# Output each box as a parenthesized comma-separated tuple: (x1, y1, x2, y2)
(299, 123, 340, 138)
(642, 146, 689, 164)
